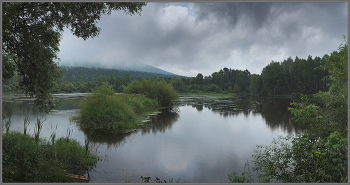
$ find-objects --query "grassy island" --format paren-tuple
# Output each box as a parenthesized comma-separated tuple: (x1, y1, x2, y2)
(72, 79, 178, 132)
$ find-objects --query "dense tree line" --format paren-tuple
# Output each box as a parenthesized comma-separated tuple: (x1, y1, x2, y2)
(251, 55, 330, 97)
(2, 50, 334, 97)
(247, 37, 348, 183)
(2, 66, 181, 94)
(159, 68, 251, 94)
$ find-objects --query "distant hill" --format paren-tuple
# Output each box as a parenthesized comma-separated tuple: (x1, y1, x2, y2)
(60, 63, 184, 77)
(117, 64, 181, 77)
(59, 66, 186, 83)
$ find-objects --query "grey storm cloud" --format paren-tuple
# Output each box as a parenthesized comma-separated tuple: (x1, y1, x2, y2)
(58, 2, 347, 77)
(193, 2, 273, 31)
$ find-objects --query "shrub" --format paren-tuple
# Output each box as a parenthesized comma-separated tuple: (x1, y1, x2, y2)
(77, 93, 138, 130)
(92, 82, 114, 95)
(75, 84, 160, 131)
(123, 79, 178, 107)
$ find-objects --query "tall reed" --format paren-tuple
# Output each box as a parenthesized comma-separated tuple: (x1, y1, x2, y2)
(34, 117, 45, 144)
(50, 123, 58, 144)
(65, 128, 73, 143)
(3, 115, 13, 134)
(23, 115, 30, 135)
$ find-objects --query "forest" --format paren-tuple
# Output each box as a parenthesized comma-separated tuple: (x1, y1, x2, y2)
(3, 53, 331, 97)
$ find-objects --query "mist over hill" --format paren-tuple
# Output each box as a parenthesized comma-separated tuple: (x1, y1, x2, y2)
(59, 63, 184, 77)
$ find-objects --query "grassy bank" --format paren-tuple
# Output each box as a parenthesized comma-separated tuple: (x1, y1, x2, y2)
(2, 125, 100, 182)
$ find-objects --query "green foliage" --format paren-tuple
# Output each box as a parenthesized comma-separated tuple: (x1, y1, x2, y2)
(249, 37, 348, 183)
(123, 79, 178, 107)
(253, 50, 330, 97)
(252, 129, 348, 183)
(92, 82, 115, 95)
(75, 84, 159, 131)
(250, 74, 263, 96)
(2, 2, 146, 112)
(288, 96, 322, 128)
(204, 84, 221, 93)
(233, 83, 240, 93)
(76, 93, 138, 131)
(2, 49, 17, 82)
(170, 77, 186, 92)
(228, 161, 275, 183)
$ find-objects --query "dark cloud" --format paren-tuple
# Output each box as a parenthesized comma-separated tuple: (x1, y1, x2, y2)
(58, 2, 347, 77)
(193, 2, 274, 31)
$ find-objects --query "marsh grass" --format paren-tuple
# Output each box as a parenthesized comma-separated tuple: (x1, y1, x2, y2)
(2, 117, 101, 183)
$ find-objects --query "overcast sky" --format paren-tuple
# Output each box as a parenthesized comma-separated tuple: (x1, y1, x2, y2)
(58, 2, 347, 77)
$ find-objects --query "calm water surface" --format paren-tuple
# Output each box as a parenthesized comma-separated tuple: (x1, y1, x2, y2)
(2, 94, 304, 183)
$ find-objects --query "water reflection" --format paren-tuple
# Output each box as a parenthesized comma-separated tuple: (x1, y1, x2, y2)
(178, 95, 305, 135)
(79, 128, 135, 149)
(2, 94, 306, 183)
(2, 97, 40, 117)
(2, 94, 304, 136)
(141, 108, 180, 135)
(2, 94, 86, 117)
(249, 97, 307, 134)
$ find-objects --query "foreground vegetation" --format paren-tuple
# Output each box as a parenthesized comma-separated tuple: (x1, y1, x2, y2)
(228, 37, 348, 183)
(2, 116, 100, 182)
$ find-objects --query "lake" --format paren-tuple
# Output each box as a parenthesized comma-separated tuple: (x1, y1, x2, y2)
(2, 93, 304, 183)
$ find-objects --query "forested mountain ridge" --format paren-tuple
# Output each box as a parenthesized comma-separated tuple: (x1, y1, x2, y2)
(60, 66, 185, 82)
(60, 63, 181, 77)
